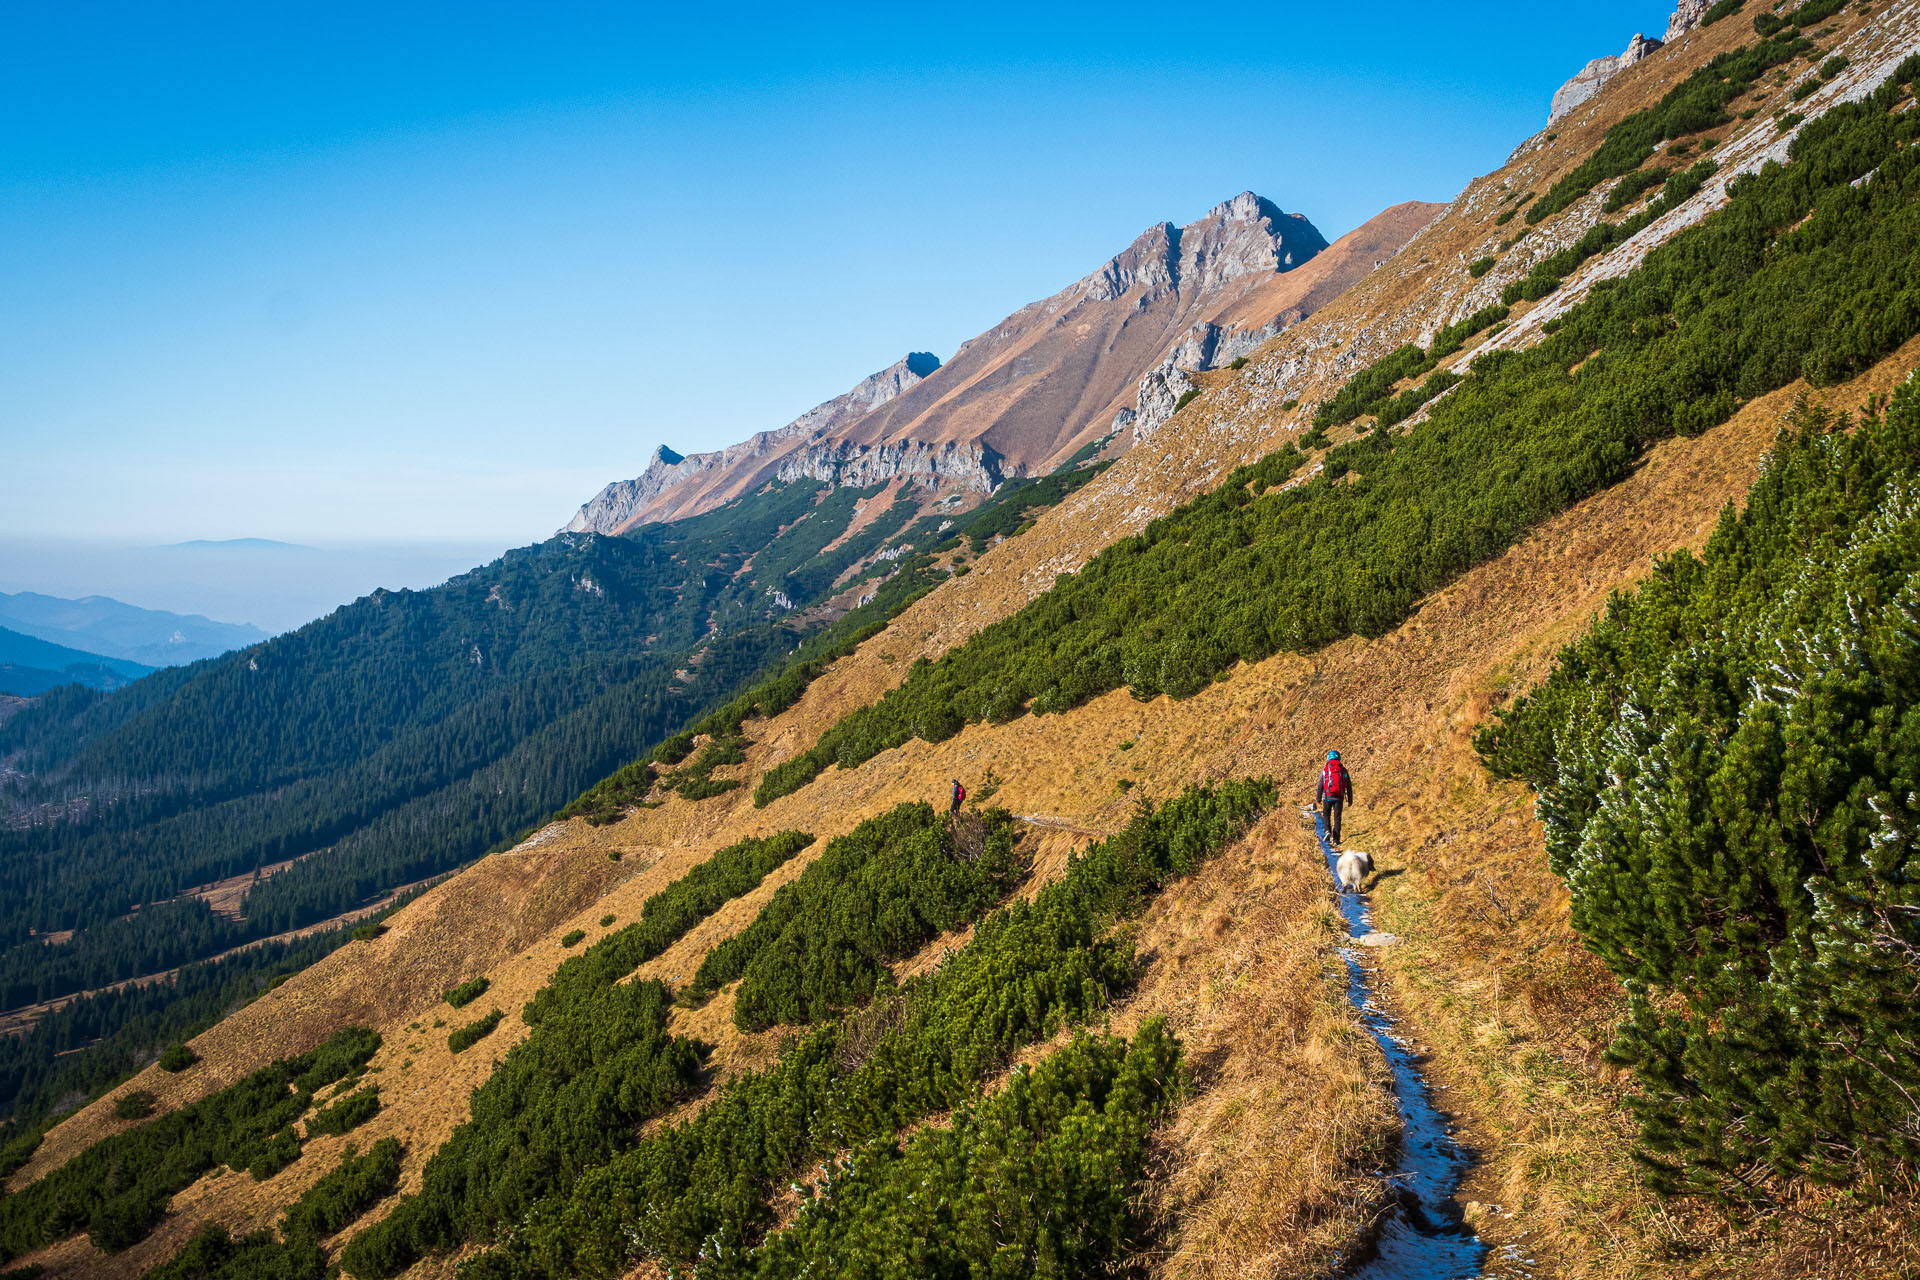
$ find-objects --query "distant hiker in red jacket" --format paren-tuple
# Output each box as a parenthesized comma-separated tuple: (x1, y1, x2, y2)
(950, 778, 966, 814)
(1317, 751, 1354, 844)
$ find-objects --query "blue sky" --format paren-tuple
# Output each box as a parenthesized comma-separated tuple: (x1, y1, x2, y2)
(1, 1, 1675, 549)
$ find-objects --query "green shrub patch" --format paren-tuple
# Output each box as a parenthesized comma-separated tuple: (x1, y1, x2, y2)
(0, 1027, 378, 1260)
(147, 1138, 403, 1279)
(1478, 388, 1920, 1194)
(447, 1010, 504, 1054)
(443, 977, 490, 1008)
(305, 1086, 379, 1138)
(683, 805, 1023, 1029)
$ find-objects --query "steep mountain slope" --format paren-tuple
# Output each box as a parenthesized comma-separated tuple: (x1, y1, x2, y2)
(11, 3, 1920, 1277)
(0, 592, 268, 668)
(838, 192, 1329, 468)
(0, 446, 1112, 1143)
(568, 192, 1429, 531)
(0, 489, 927, 1123)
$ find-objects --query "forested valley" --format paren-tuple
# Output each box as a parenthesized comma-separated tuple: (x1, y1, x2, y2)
(0, 461, 1100, 1141)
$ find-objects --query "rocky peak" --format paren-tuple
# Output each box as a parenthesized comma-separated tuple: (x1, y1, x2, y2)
(1083, 192, 1328, 304)
(1549, 31, 1662, 125)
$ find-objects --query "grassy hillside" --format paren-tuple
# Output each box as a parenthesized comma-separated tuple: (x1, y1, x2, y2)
(9, 10, 1920, 1280)
(754, 46, 1920, 807)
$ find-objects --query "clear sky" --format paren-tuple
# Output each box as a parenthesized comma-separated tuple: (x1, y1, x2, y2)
(1, 0, 1676, 549)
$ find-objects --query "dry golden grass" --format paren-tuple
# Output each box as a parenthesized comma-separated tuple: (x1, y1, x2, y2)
(1118, 811, 1398, 1279)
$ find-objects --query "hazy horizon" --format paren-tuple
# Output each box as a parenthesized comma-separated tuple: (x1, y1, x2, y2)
(0, 536, 511, 633)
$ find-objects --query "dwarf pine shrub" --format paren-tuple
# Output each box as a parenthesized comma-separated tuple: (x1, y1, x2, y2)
(1479, 390, 1920, 1193)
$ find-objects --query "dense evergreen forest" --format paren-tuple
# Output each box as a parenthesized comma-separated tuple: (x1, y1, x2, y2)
(0, 460, 1097, 1142)
(1478, 388, 1920, 1193)
(754, 48, 1920, 806)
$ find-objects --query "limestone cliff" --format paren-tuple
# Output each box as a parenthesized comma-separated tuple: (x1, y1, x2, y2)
(1549, 32, 1662, 125)
(1666, 0, 1711, 41)
(1121, 202, 1442, 443)
(562, 353, 941, 535)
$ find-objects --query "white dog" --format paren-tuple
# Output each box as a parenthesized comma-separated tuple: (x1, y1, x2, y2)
(1335, 849, 1373, 893)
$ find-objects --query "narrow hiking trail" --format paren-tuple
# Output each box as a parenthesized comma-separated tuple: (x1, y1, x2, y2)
(1314, 806, 1487, 1280)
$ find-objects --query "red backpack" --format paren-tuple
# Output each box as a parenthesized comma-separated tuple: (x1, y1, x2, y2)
(1320, 760, 1346, 797)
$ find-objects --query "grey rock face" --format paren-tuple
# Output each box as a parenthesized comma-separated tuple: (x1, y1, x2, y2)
(1549, 32, 1662, 125)
(774, 437, 1004, 495)
(1665, 0, 1710, 41)
(1128, 363, 1195, 444)
(1121, 317, 1287, 444)
(563, 444, 692, 536)
(562, 351, 941, 534)
(1084, 192, 1327, 305)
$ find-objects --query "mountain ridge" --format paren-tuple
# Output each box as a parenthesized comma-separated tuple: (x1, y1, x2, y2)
(562, 352, 943, 536)
(0, 625, 152, 698)
(0, 591, 268, 668)
(563, 190, 1416, 532)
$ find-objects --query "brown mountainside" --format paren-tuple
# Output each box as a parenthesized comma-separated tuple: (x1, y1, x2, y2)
(568, 192, 1432, 531)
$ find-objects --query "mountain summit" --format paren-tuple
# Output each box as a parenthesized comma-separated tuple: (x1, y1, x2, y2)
(1085, 191, 1327, 303)
(564, 192, 1422, 532)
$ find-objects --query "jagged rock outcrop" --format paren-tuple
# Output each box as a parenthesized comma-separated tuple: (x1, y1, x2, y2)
(775, 437, 1003, 494)
(563, 353, 940, 534)
(1549, 32, 1662, 125)
(1084, 192, 1325, 303)
(1125, 321, 1270, 444)
(1118, 202, 1443, 442)
(563, 446, 688, 536)
(1666, 0, 1711, 41)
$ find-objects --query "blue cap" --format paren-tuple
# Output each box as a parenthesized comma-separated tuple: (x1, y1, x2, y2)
(1327, 749, 1340, 760)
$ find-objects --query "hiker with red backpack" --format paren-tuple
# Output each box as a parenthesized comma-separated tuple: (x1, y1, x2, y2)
(949, 778, 966, 815)
(1317, 750, 1354, 844)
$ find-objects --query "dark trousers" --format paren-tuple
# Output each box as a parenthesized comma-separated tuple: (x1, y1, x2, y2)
(1322, 797, 1344, 844)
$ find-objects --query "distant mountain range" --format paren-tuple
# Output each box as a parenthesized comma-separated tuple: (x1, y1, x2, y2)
(0, 590, 268, 668)
(0, 624, 152, 697)
(166, 537, 315, 551)
(564, 192, 1439, 534)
